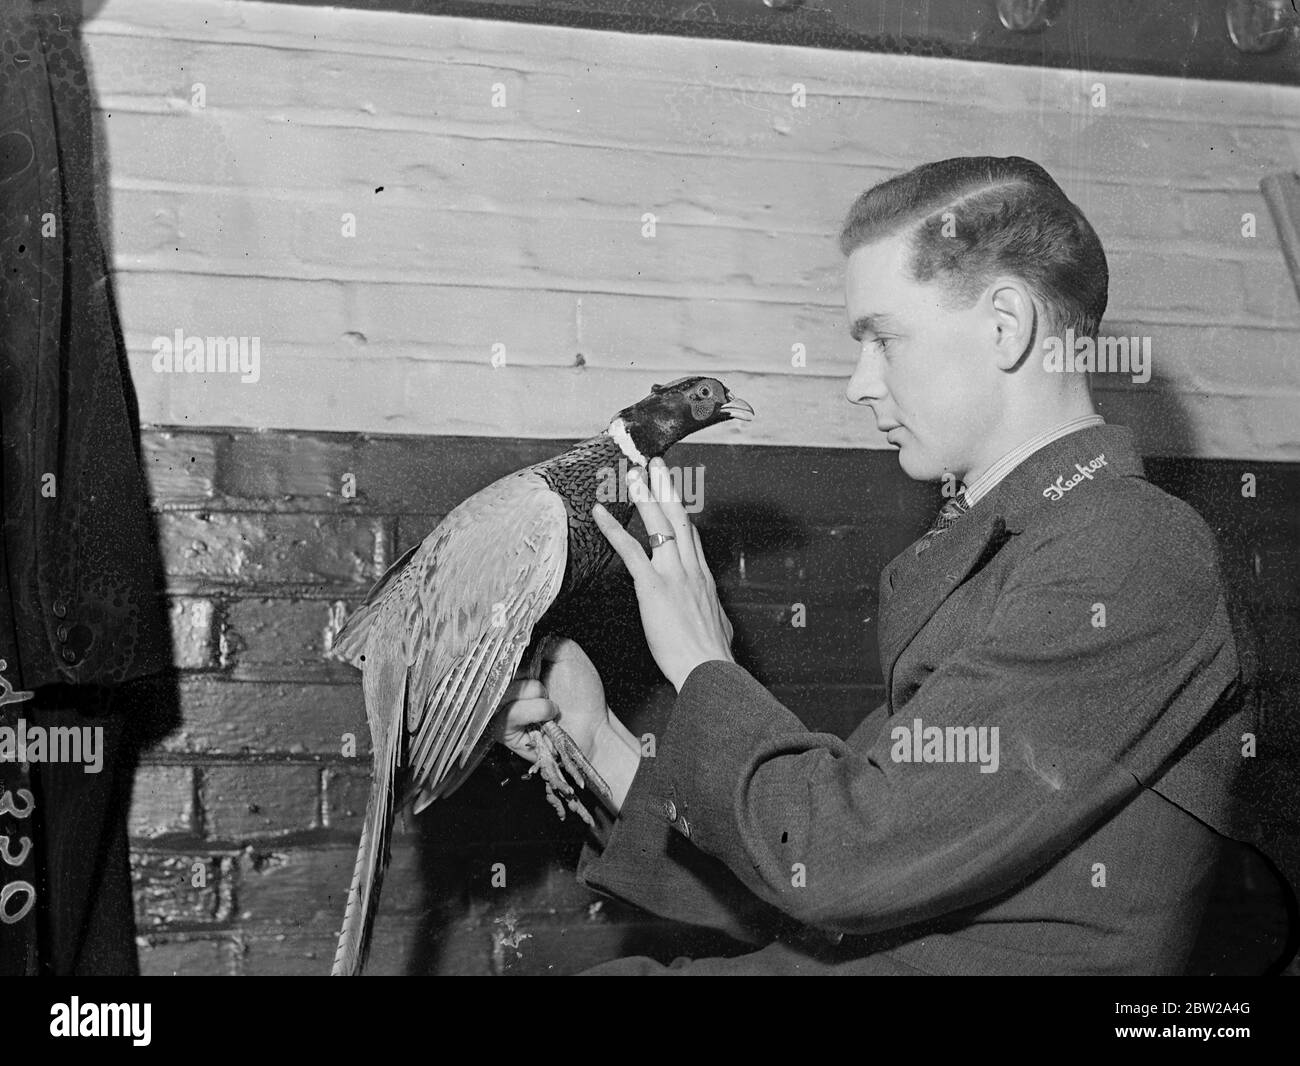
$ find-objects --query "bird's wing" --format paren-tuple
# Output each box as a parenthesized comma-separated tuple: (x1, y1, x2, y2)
(402, 470, 569, 808)
(330, 539, 423, 667)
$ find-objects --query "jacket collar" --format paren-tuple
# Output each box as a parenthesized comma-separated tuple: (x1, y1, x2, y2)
(877, 424, 1146, 694)
(979, 422, 1145, 535)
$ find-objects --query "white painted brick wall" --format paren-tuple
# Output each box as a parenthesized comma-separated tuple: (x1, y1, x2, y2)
(83, 0, 1300, 459)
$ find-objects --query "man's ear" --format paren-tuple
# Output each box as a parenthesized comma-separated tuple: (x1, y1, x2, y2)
(988, 279, 1039, 372)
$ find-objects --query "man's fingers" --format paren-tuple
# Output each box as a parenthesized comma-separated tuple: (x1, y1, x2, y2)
(538, 634, 582, 665)
(503, 696, 558, 726)
(648, 459, 698, 572)
(648, 458, 687, 524)
(691, 523, 708, 573)
(592, 503, 654, 580)
(688, 507, 714, 579)
(500, 679, 546, 703)
(491, 692, 558, 748)
(628, 466, 683, 571)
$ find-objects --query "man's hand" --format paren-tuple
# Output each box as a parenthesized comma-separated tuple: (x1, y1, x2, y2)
(492, 637, 643, 811)
(492, 637, 608, 764)
(592, 457, 735, 692)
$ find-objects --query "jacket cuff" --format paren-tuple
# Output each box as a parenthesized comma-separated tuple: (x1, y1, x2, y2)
(654, 660, 807, 860)
(574, 686, 784, 944)
(576, 742, 664, 885)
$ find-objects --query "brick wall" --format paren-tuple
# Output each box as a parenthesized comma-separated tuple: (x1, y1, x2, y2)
(67, 0, 1300, 972)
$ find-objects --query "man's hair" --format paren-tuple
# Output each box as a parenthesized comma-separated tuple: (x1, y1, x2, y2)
(838, 156, 1108, 340)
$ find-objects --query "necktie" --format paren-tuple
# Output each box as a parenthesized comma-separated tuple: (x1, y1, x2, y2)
(916, 490, 971, 555)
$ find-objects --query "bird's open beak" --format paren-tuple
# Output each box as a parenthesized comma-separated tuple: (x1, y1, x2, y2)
(720, 396, 755, 421)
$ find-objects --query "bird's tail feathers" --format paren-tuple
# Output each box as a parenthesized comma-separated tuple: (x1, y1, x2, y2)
(409, 730, 495, 814)
(331, 654, 405, 976)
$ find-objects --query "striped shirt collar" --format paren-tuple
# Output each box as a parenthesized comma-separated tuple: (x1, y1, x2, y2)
(962, 414, 1106, 507)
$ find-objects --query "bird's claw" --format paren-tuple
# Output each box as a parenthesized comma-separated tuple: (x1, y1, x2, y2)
(521, 635, 616, 812)
(525, 724, 595, 827)
(542, 720, 614, 809)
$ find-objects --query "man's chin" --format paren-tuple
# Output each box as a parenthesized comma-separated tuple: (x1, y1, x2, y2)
(895, 445, 943, 483)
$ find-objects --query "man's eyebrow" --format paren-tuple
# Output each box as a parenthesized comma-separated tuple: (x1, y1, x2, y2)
(849, 314, 897, 343)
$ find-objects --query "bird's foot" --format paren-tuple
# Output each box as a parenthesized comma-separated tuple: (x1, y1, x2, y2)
(522, 634, 616, 812)
(542, 720, 615, 810)
(526, 725, 596, 827)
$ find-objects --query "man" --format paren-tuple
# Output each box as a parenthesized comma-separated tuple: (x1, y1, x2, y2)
(496, 156, 1258, 974)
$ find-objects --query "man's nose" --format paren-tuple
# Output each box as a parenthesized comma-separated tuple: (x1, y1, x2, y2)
(846, 345, 886, 406)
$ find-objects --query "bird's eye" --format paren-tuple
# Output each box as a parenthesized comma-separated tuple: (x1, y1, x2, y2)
(698, 386, 712, 399)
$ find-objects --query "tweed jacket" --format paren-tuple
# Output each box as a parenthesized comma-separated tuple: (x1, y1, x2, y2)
(577, 424, 1257, 974)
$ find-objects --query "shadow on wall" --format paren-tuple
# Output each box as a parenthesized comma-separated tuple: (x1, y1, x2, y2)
(1097, 349, 1299, 975)
(1, 0, 181, 976)
(43, 0, 182, 747)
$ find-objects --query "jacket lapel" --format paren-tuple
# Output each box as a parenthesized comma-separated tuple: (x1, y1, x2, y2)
(878, 504, 1012, 685)
(877, 424, 1147, 700)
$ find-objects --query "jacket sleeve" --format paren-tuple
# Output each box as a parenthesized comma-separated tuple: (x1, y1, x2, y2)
(577, 701, 892, 942)
(616, 512, 1241, 938)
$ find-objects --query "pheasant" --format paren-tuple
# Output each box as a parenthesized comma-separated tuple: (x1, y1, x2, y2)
(328, 376, 753, 975)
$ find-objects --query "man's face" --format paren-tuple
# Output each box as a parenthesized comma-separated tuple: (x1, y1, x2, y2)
(844, 233, 1000, 484)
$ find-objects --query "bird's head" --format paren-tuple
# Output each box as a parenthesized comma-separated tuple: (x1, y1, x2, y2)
(607, 376, 754, 463)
